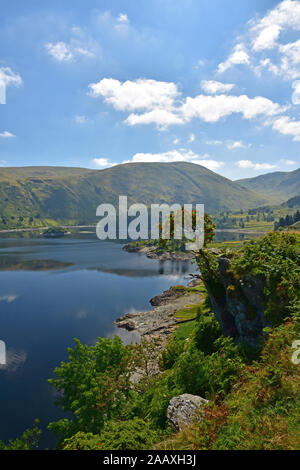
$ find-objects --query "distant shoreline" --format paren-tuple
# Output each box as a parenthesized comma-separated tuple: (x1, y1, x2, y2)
(0, 225, 266, 235)
(0, 225, 97, 234)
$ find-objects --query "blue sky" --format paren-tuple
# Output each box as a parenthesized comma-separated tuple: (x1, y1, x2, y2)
(0, 0, 300, 179)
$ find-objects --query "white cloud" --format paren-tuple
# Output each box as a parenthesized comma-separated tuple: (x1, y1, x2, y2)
(89, 78, 179, 112)
(218, 1, 300, 83)
(217, 44, 250, 74)
(250, 0, 300, 51)
(252, 25, 281, 52)
(0, 131, 15, 138)
(280, 158, 297, 165)
(180, 94, 285, 123)
(123, 149, 224, 171)
(0, 67, 22, 104)
(89, 78, 285, 130)
(188, 133, 195, 143)
(253, 38, 300, 81)
(173, 137, 180, 145)
(272, 115, 300, 141)
(237, 160, 277, 170)
(278, 39, 300, 79)
(125, 109, 183, 128)
(46, 42, 74, 62)
(254, 58, 280, 77)
(201, 80, 235, 94)
(227, 140, 250, 150)
(46, 39, 95, 62)
(292, 80, 300, 104)
(92, 157, 117, 168)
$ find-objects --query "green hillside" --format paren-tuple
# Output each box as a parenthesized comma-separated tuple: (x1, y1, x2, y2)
(0, 162, 271, 229)
(236, 168, 300, 204)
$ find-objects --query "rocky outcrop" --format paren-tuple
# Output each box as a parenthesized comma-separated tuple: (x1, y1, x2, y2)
(200, 253, 266, 345)
(167, 394, 209, 430)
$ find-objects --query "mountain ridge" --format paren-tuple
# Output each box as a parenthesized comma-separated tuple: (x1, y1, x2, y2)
(236, 167, 300, 204)
(0, 162, 278, 228)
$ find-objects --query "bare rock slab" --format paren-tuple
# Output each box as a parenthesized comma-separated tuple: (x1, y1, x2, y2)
(167, 394, 209, 430)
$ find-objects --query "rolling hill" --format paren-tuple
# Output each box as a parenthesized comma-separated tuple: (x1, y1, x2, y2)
(236, 168, 300, 204)
(0, 162, 271, 228)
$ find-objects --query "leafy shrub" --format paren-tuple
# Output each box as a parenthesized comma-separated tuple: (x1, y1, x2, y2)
(62, 418, 161, 450)
(48, 336, 133, 441)
(174, 338, 241, 398)
(160, 338, 185, 370)
(194, 314, 222, 355)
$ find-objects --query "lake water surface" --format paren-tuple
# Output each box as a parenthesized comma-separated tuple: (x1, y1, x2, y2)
(0, 233, 195, 448)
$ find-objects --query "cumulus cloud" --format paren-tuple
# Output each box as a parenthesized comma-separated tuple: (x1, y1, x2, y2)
(271, 115, 300, 141)
(123, 149, 224, 171)
(218, 1, 300, 83)
(252, 25, 281, 52)
(89, 78, 285, 129)
(188, 133, 195, 143)
(217, 44, 250, 74)
(278, 39, 300, 79)
(180, 94, 285, 123)
(92, 157, 117, 168)
(237, 160, 277, 170)
(292, 80, 300, 104)
(0, 131, 15, 138)
(89, 78, 179, 112)
(250, 0, 300, 51)
(201, 80, 235, 94)
(0, 67, 22, 104)
(125, 109, 183, 128)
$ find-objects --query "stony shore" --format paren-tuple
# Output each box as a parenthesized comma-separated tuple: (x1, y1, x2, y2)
(115, 281, 202, 341)
(122, 243, 194, 261)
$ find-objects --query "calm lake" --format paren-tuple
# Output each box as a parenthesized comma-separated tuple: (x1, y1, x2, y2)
(0, 230, 261, 448)
(0, 232, 196, 448)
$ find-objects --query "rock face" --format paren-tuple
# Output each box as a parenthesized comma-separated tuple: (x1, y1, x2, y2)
(167, 394, 209, 430)
(202, 253, 266, 345)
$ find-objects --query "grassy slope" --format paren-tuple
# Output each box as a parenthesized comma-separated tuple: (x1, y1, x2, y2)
(0, 162, 270, 229)
(236, 168, 300, 204)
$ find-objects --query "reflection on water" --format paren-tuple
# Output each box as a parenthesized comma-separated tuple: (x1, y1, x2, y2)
(0, 233, 195, 448)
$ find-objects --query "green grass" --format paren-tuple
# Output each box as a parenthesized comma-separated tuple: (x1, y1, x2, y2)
(173, 320, 198, 341)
